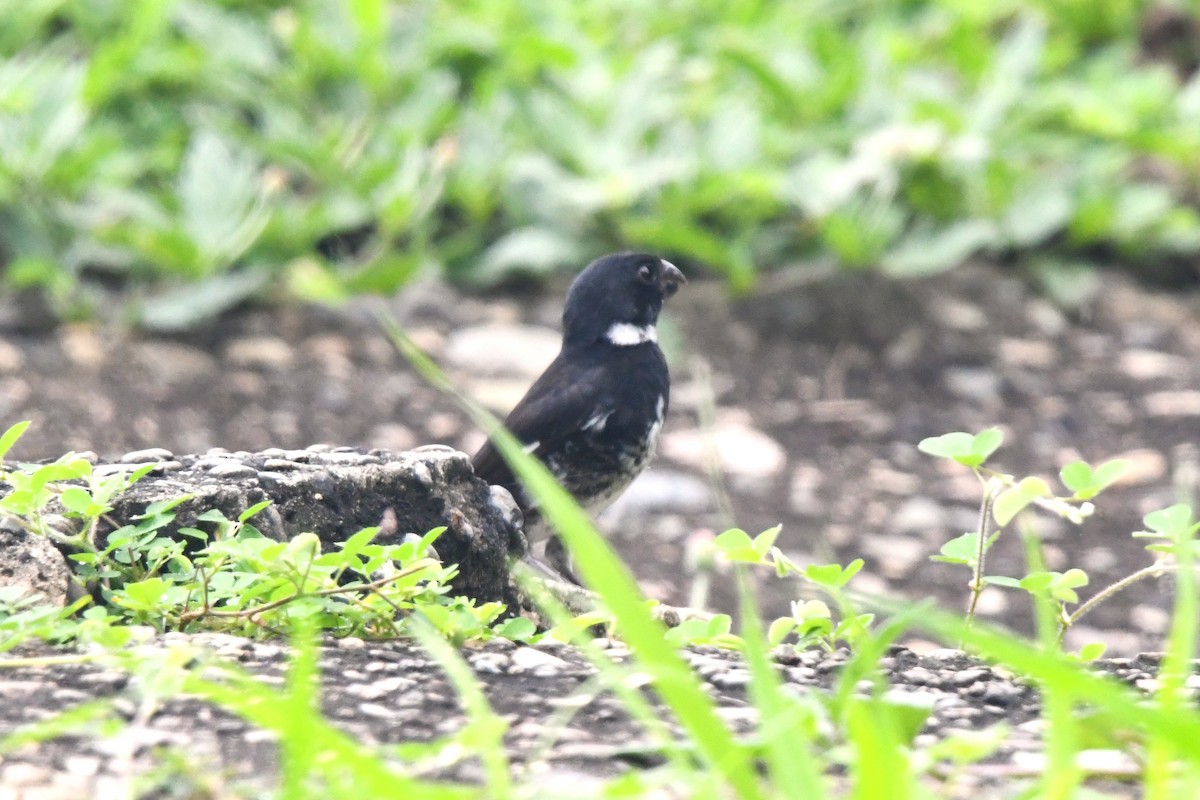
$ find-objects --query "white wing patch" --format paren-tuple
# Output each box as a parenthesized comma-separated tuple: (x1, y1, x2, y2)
(646, 394, 665, 450)
(522, 440, 540, 454)
(605, 322, 657, 346)
(582, 408, 613, 432)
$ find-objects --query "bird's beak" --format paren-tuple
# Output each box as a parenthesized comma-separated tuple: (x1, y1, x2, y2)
(659, 259, 686, 297)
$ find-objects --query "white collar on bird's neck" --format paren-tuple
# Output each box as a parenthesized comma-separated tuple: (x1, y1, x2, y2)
(604, 322, 658, 346)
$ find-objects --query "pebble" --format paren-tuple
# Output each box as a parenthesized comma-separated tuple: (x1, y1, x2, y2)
(1119, 349, 1188, 380)
(134, 341, 218, 385)
(1144, 390, 1200, 417)
(262, 458, 304, 471)
(709, 670, 752, 689)
(323, 452, 379, 466)
(444, 323, 560, 377)
(224, 336, 295, 369)
(931, 298, 987, 331)
(899, 667, 935, 686)
(715, 706, 760, 726)
(119, 447, 174, 463)
(487, 485, 523, 529)
(1108, 448, 1167, 487)
(981, 682, 1024, 707)
(603, 470, 713, 518)
(943, 367, 1003, 406)
(952, 668, 989, 687)
(881, 688, 939, 709)
(59, 325, 107, 367)
(890, 496, 947, 533)
(1075, 748, 1140, 774)
(510, 647, 568, 674)
(788, 463, 824, 516)
(344, 676, 416, 700)
(0, 340, 26, 372)
(660, 411, 786, 483)
(1129, 604, 1170, 635)
(860, 533, 926, 579)
(997, 338, 1057, 368)
(207, 462, 259, 479)
(357, 702, 399, 720)
(1, 762, 52, 786)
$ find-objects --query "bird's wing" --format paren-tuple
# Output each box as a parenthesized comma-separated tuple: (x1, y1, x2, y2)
(471, 354, 608, 495)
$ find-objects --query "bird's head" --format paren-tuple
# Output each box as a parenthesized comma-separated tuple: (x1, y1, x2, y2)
(562, 252, 686, 347)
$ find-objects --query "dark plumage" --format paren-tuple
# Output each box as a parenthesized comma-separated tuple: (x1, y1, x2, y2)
(472, 251, 685, 579)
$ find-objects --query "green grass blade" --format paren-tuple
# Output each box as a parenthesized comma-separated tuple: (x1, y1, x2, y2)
(1147, 510, 1198, 799)
(185, 646, 477, 799)
(410, 616, 512, 797)
(1022, 527, 1081, 798)
(384, 317, 765, 800)
(863, 593, 1200, 764)
(736, 569, 826, 799)
(515, 569, 695, 770)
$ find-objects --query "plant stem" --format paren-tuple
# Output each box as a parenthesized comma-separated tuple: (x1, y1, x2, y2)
(964, 478, 998, 637)
(177, 560, 437, 625)
(1058, 563, 1197, 644)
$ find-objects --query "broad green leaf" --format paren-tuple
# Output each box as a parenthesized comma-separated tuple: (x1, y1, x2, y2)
(917, 431, 975, 460)
(1143, 504, 1196, 540)
(239, 500, 273, 523)
(803, 560, 862, 589)
(1059, 461, 1094, 494)
(767, 616, 796, 646)
(0, 420, 30, 460)
(883, 219, 998, 276)
(753, 525, 782, 556)
(918, 428, 1002, 467)
(58, 486, 96, 514)
(1090, 459, 1129, 491)
(993, 476, 1051, 526)
(714, 528, 761, 562)
(339, 527, 380, 558)
(177, 130, 267, 270)
(117, 578, 168, 610)
(1018, 572, 1054, 593)
(932, 532, 980, 565)
(139, 270, 271, 331)
(971, 428, 1004, 463)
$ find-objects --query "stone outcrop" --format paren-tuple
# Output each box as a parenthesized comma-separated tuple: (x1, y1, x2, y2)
(0, 445, 524, 608)
(0, 522, 72, 607)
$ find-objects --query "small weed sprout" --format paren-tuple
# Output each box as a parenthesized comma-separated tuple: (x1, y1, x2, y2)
(920, 427, 1198, 653)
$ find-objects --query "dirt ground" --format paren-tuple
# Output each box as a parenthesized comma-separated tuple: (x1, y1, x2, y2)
(3, 261, 1199, 656)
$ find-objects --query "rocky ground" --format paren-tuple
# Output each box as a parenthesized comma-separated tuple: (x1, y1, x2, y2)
(0, 634, 1176, 798)
(3, 262, 1198, 654)
(2, 261, 1199, 796)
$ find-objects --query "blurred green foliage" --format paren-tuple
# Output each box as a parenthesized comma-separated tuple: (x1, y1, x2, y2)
(2, 0, 1199, 325)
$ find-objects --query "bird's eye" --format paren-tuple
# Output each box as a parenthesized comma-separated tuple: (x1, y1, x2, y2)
(636, 264, 654, 283)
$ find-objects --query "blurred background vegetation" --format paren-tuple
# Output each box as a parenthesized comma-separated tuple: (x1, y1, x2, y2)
(2, 0, 1199, 328)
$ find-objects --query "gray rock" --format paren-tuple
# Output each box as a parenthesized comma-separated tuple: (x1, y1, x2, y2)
(119, 447, 175, 464)
(1, 447, 522, 609)
(0, 520, 72, 607)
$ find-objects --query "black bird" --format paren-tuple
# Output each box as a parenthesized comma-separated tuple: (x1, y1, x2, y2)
(472, 251, 686, 580)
